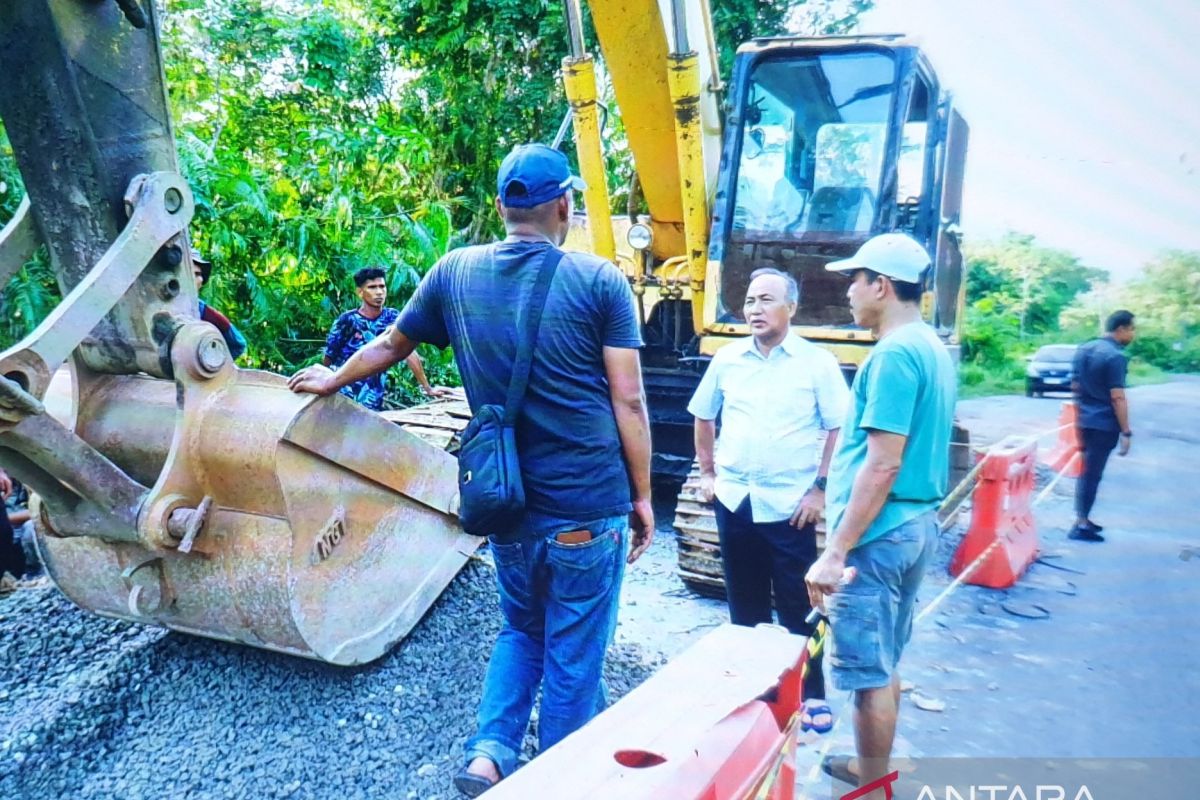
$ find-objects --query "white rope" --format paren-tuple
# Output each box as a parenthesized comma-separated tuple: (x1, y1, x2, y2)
(796, 428, 1082, 797)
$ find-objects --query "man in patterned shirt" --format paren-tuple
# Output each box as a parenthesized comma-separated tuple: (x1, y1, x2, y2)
(323, 267, 443, 410)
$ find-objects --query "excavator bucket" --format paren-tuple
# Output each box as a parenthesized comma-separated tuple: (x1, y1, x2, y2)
(37, 363, 475, 665)
(0, 1, 474, 664)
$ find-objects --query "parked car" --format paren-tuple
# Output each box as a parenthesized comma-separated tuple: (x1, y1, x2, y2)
(1026, 344, 1078, 396)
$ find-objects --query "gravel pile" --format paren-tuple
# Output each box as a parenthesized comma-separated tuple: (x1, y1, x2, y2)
(0, 559, 663, 799)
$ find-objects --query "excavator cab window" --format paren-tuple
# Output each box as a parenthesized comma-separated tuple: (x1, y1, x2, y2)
(729, 51, 895, 240)
(896, 74, 933, 235)
(719, 49, 898, 326)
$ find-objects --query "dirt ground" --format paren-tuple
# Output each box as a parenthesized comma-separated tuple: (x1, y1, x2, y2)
(4, 378, 1196, 798)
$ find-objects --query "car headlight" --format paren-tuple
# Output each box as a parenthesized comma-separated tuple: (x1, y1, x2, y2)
(627, 223, 653, 251)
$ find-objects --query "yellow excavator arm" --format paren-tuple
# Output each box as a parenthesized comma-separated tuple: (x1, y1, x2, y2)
(582, 0, 723, 243)
(564, 0, 723, 332)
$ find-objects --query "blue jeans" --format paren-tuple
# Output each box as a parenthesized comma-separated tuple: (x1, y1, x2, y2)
(827, 511, 937, 692)
(465, 513, 628, 777)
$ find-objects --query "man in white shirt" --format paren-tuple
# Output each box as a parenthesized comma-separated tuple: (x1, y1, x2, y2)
(688, 267, 849, 730)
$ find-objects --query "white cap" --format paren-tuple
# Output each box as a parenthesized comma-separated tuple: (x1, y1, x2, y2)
(826, 233, 931, 284)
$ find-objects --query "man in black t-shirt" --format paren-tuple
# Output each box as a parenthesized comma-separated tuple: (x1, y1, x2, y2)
(1070, 309, 1136, 542)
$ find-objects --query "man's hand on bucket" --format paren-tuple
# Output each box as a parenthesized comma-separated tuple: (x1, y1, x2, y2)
(288, 364, 339, 396)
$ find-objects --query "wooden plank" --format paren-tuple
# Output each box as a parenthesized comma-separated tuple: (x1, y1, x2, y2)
(401, 428, 455, 449)
(484, 624, 806, 799)
(379, 397, 474, 454)
(382, 410, 469, 431)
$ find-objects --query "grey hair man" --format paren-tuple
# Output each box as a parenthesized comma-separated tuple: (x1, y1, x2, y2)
(688, 265, 849, 732)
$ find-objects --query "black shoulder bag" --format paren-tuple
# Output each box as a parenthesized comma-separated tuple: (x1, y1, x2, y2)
(456, 247, 564, 536)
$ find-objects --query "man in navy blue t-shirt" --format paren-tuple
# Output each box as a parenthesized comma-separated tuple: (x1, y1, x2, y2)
(1070, 309, 1136, 542)
(289, 144, 654, 797)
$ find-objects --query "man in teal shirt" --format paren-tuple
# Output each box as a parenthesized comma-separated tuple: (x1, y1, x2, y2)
(805, 233, 956, 796)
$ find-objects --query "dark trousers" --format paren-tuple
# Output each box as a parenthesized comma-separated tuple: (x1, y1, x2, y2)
(1076, 427, 1120, 520)
(0, 511, 25, 578)
(715, 496, 825, 701)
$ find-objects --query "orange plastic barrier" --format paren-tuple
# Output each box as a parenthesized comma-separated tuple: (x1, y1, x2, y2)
(1041, 401, 1082, 478)
(483, 624, 807, 800)
(950, 437, 1039, 589)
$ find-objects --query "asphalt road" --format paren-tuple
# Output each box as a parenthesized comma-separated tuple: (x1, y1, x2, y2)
(796, 376, 1200, 787)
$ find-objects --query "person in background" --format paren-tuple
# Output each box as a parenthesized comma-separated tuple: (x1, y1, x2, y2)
(0, 469, 26, 578)
(323, 267, 444, 410)
(1069, 309, 1136, 542)
(687, 267, 848, 734)
(191, 251, 248, 360)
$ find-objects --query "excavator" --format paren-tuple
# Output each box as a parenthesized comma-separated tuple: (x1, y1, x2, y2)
(562, 0, 968, 475)
(0, 0, 965, 664)
(0, 1, 963, 793)
(556, 0, 970, 592)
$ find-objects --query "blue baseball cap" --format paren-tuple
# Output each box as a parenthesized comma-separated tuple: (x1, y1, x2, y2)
(496, 144, 587, 209)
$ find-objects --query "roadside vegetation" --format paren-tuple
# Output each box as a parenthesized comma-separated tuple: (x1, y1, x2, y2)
(0, 1, 1191, 405)
(960, 235, 1198, 397)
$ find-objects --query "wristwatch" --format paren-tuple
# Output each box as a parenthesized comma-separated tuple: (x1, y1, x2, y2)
(812, 476, 828, 492)
(1121, 431, 1132, 437)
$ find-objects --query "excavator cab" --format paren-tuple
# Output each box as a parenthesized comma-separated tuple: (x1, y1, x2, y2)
(707, 35, 969, 351)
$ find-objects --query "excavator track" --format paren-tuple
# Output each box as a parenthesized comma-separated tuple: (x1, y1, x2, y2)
(672, 463, 826, 598)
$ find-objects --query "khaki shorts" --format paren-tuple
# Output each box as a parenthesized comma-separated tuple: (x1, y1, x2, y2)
(826, 511, 938, 692)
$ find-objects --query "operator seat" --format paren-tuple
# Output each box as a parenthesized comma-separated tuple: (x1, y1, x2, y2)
(807, 186, 873, 232)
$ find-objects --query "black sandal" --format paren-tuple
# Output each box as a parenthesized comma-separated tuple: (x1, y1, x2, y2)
(453, 768, 498, 798)
(821, 754, 859, 787)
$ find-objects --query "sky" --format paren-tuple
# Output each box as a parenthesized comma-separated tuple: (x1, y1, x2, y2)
(857, 0, 1200, 282)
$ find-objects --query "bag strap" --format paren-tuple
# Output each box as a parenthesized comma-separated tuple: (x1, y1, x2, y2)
(502, 246, 565, 425)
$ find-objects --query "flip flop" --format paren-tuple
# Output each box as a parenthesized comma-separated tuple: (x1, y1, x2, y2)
(821, 754, 859, 787)
(453, 768, 497, 798)
(800, 702, 834, 734)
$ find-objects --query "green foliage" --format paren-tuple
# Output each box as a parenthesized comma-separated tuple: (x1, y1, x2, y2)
(964, 232, 1106, 336)
(1122, 251, 1200, 372)
(1126, 358, 1171, 387)
(959, 232, 1107, 396)
(0, 0, 874, 407)
(374, 0, 570, 240)
(0, 130, 61, 347)
(957, 358, 1027, 399)
(162, 2, 463, 375)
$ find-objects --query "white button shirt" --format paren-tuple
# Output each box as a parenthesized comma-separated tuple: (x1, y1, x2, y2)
(687, 333, 850, 523)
